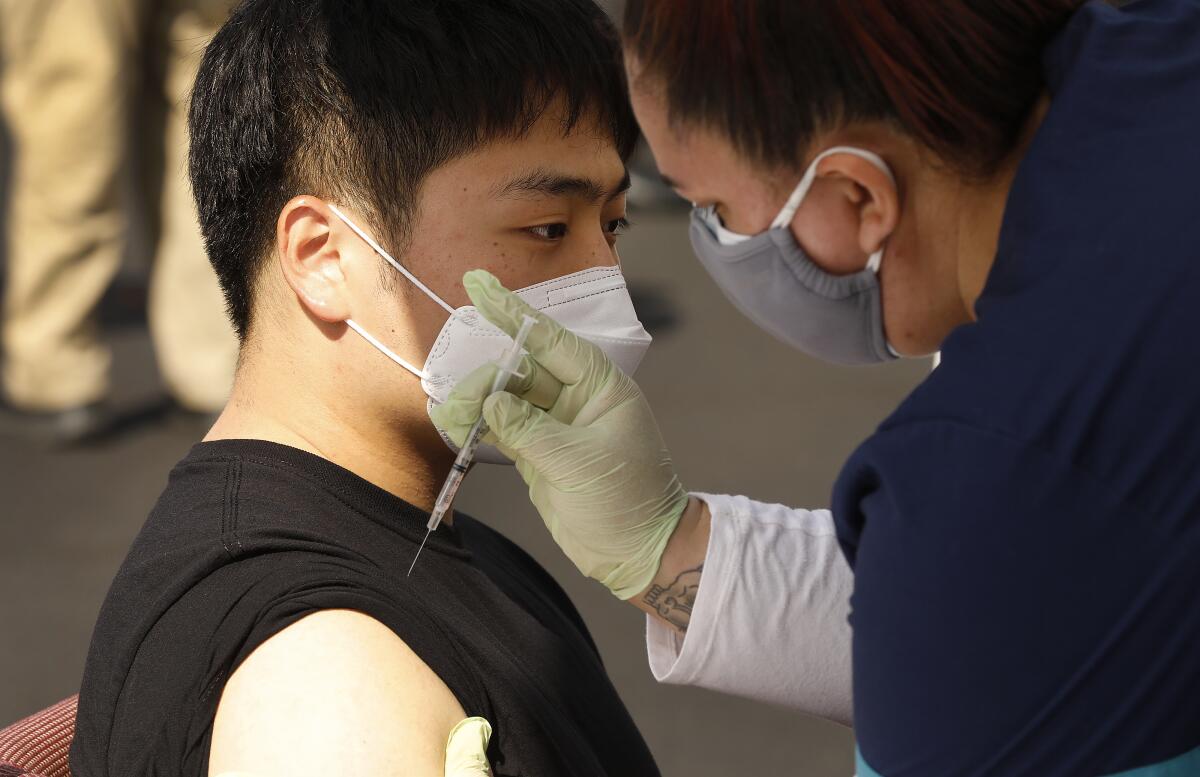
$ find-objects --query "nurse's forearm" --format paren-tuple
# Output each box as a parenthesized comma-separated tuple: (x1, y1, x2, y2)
(633, 496, 711, 633)
(639, 495, 853, 722)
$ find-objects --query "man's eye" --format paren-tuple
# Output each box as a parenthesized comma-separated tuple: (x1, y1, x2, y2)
(604, 217, 630, 235)
(527, 223, 568, 240)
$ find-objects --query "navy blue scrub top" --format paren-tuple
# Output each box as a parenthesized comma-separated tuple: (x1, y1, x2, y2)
(832, 2, 1200, 775)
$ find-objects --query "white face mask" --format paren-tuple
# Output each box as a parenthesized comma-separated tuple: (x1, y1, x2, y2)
(328, 205, 653, 464)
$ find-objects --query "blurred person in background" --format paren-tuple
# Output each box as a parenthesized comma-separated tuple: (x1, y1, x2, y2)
(0, 0, 236, 445)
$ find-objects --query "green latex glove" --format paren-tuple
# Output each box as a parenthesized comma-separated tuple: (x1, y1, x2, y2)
(444, 717, 493, 776)
(430, 270, 688, 600)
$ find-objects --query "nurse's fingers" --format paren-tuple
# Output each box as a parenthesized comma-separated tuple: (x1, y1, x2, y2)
(448, 357, 561, 410)
(430, 360, 564, 448)
(508, 353, 564, 410)
(444, 717, 493, 776)
(481, 391, 574, 478)
(430, 366, 500, 448)
(463, 270, 602, 387)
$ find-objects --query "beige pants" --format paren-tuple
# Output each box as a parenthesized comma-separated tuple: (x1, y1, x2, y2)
(0, 0, 236, 412)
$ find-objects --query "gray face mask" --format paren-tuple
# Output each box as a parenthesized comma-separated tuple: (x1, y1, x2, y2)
(688, 146, 899, 365)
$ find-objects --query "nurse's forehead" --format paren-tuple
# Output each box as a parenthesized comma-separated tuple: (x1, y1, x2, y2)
(656, 135, 784, 205)
(657, 163, 719, 203)
(645, 128, 724, 199)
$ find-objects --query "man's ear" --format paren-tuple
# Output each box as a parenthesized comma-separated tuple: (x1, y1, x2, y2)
(276, 196, 352, 323)
(789, 152, 900, 275)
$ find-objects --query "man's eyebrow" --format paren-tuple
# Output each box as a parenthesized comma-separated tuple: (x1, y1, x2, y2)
(495, 168, 631, 204)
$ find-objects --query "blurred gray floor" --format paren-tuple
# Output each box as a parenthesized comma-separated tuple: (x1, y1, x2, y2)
(0, 202, 931, 775)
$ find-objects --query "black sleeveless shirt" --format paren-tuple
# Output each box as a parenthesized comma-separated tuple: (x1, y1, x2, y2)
(70, 439, 659, 777)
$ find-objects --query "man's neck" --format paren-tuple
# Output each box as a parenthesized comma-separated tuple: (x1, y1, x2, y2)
(206, 361, 454, 518)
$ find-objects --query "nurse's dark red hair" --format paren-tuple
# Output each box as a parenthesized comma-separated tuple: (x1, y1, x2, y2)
(623, 0, 1083, 177)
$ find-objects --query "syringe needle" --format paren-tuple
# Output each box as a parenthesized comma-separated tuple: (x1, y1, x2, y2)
(407, 528, 432, 577)
(406, 314, 538, 579)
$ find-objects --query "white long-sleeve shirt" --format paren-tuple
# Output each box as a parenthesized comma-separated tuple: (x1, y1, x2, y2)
(645, 493, 855, 726)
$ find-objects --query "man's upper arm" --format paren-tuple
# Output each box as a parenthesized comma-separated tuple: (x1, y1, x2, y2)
(208, 609, 467, 777)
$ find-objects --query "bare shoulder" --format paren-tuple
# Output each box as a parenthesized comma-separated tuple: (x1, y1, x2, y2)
(208, 609, 466, 777)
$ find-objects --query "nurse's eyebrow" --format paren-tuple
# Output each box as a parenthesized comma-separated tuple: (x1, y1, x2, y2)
(495, 168, 631, 204)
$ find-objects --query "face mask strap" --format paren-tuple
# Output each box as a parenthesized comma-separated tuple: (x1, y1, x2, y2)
(865, 246, 885, 274)
(772, 146, 895, 275)
(770, 146, 897, 229)
(345, 319, 427, 380)
(327, 204, 456, 315)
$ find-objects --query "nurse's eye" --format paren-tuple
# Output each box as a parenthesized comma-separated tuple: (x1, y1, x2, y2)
(526, 223, 568, 241)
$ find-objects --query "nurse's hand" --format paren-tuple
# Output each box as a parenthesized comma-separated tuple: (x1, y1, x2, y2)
(444, 717, 493, 776)
(430, 270, 692, 601)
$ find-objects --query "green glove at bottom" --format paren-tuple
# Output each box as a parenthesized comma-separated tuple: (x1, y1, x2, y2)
(444, 717, 493, 776)
(430, 270, 688, 600)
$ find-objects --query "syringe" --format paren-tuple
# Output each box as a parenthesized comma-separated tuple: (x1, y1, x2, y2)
(407, 313, 537, 577)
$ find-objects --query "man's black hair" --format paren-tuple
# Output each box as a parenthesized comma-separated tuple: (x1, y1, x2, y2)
(189, 0, 638, 340)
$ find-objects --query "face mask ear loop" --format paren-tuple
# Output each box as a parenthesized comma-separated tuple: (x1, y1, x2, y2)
(345, 319, 427, 379)
(866, 245, 885, 274)
(771, 146, 898, 230)
(770, 157, 824, 230)
(771, 146, 894, 275)
(327, 204, 456, 315)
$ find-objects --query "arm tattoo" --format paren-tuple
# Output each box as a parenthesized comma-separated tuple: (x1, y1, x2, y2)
(643, 563, 703, 633)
